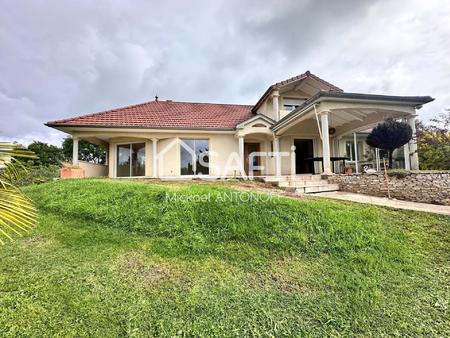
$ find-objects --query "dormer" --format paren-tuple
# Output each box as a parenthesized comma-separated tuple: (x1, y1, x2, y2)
(252, 71, 343, 121)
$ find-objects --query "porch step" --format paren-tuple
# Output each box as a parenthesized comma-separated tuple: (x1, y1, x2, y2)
(296, 184, 340, 194)
(278, 180, 330, 188)
(263, 175, 339, 194)
(264, 175, 323, 183)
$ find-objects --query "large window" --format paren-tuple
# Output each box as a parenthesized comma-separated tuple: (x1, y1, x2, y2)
(116, 143, 145, 177)
(180, 139, 209, 175)
(345, 141, 363, 161)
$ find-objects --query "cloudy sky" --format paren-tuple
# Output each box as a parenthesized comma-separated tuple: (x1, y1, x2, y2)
(1, 0, 449, 145)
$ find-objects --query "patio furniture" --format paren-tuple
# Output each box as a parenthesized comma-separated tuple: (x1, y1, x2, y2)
(304, 157, 349, 174)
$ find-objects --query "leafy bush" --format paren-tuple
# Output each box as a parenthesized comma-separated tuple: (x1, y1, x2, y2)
(16, 164, 60, 186)
(417, 112, 450, 170)
(27, 141, 64, 166)
(387, 169, 411, 179)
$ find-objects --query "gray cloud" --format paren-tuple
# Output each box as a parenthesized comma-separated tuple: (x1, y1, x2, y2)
(1, 0, 449, 145)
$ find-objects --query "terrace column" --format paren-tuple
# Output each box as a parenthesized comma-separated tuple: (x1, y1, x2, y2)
(272, 90, 280, 121)
(152, 138, 158, 178)
(353, 132, 359, 174)
(403, 118, 411, 170)
(238, 136, 244, 176)
(273, 136, 281, 177)
(320, 111, 332, 175)
(72, 137, 79, 165)
(408, 115, 419, 170)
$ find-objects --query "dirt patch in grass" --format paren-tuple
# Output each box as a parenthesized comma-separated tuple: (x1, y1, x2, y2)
(115, 252, 171, 283)
(18, 235, 53, 248)
(246, 256, 320, 294)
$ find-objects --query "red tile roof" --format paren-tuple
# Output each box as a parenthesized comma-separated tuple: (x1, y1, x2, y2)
(46, 100, 255, 130)
(252, 70, 343, 112)
(273, 71, 343, 92)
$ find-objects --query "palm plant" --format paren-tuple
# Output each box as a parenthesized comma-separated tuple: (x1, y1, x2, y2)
(0, 142, 37, 244)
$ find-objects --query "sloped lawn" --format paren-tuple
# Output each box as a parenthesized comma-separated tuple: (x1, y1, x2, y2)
(0, 179, 448, 336)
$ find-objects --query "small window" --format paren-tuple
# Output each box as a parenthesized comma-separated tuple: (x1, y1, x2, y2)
(252, 123, 267, 127)
(283, 98, 305, 112)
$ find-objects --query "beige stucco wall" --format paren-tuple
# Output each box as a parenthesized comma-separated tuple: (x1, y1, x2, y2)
(79, 161, 108, 177)
(106, 133, 245, 178)
(256, 97, 276, 121)
(105, 130, 330, 177)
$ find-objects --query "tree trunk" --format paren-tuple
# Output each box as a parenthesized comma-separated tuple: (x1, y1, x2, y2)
(388, 150, 393, 169)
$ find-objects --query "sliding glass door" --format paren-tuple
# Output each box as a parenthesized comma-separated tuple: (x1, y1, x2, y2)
(180, 139, 209, 175)
(116, 143, 145, 177)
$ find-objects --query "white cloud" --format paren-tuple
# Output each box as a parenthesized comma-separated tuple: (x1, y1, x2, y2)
(0, 0, 449, 145)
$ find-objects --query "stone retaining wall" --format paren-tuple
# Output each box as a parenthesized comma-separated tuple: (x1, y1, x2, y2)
(327, 172, 450, 205)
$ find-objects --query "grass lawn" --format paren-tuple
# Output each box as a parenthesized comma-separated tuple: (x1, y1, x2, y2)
(0, 179, 449, 337)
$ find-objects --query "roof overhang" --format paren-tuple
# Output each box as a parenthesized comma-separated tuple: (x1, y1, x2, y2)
(45, 123, 237, 133)
(235, 114, 275, 129)
(272, 91, 434, 133)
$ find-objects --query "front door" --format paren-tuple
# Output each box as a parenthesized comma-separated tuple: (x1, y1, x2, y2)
(294, 139, 314, 174)
(244, 143, 261, 176)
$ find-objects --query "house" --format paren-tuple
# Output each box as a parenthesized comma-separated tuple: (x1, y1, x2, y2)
(46, 71, 433, 181)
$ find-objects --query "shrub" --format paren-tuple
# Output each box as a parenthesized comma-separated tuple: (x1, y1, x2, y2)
(16, 164, 60, 186)
(387, 169, 410, 179)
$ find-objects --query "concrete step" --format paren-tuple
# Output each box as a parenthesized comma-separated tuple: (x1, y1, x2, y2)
(278, 180, 332, 188)
(263, 175, 322, 183)
(296, 184, 340, 194)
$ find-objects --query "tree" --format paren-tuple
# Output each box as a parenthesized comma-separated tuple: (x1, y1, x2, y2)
(416, 111, 450, 170)
(62, 137, 106, 164)
(0, 143, 37, 244)
(366, 118, 412, 168)
(27, 141, 64, 166)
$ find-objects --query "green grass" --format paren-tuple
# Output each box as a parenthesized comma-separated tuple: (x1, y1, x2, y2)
(0, 179, 448, 337)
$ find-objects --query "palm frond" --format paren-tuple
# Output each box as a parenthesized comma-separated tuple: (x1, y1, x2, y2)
(0, 143, 38, 244)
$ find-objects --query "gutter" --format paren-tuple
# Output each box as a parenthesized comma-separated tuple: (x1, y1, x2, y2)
(44, 123, 237, 133)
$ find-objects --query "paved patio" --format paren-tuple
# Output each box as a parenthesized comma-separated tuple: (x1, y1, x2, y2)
(314, 191, 450, 216)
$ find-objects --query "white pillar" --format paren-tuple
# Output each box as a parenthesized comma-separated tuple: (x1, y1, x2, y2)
(274, 136, 281, 177)
(403, 144, 410, 170)
(353, 132, 359, 174)
(264, 140, 271, 175)
(376, 148, 381, 172)
(320, 112, 332, 175)
(290, 145, 296, 177)
(272, 90, 280, 121)
(72, 137, 79, 165)
(238, 136, 245, 176)
(105, 149, 108, 165)
(408, 115, 419, 170)
(402, 118, 410, 170)
(152, 138, 158, 178)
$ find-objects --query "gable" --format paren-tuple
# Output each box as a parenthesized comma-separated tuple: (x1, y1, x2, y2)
(252, 71, 343, 113)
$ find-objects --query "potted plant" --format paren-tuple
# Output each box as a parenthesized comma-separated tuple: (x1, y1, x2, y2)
(345, 166, 353, 174)
(60, 163, 85, 179)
